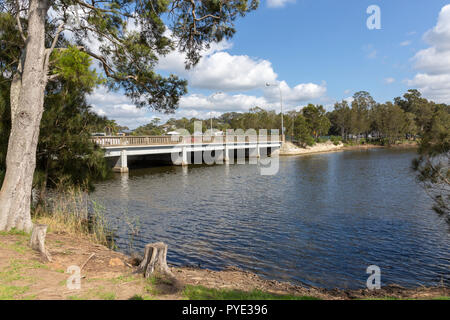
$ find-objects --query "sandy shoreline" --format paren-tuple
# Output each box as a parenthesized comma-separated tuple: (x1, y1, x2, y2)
(278, 141, 418, 156)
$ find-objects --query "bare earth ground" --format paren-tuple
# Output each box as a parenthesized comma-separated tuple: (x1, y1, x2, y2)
(0, 231, 447, 300)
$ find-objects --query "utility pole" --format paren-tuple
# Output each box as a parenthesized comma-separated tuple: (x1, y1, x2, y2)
(265, 83, 284, 141)
(208, 92, 223, 135)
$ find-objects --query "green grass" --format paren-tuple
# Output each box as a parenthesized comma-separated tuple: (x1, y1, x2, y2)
(360, 296, 400, 300)
(0, 258, 51, 300)
(67, 295, 85, 300)
(0, 229, 29, 237)
(183, 285, 320, 300)
(0, 285, 30, 300)
(431, 296, 450, 300)
(110, 274, 138, 284)
(129, 294, 153, 300)
(97, 292, 116, 300)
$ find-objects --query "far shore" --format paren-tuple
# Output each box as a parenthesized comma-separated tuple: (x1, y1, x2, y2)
(0, 229, 447, 300)
(278, 141, 418, 157)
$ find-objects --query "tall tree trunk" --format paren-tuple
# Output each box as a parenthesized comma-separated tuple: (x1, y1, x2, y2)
(0, 0, 49, 232)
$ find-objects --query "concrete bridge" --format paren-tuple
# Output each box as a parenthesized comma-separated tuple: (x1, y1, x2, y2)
(91, 135, 283, 172)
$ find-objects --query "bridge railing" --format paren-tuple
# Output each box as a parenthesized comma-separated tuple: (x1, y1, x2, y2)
(90, 135, 282, 147)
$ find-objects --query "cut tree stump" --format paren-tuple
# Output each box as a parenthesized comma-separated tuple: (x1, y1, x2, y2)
(30, 224, 52, 262)
(138, 242, 173, 278)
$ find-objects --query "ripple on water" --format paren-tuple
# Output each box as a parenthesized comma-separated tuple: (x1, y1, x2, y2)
(91, 149, 450, 289)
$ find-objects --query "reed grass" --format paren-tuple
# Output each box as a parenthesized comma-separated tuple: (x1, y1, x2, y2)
(32, 188, 115, 248)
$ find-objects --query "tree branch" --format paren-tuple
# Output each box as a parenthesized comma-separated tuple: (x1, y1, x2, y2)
(44, 23, 65, 72)
(15, 1, 26, 42)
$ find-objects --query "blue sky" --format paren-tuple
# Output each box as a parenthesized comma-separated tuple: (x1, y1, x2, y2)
(88, 1, 450, 128)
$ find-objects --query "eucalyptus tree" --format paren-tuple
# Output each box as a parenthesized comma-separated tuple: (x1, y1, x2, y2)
(350, 91, 376, 139)
(331, 100, 351, 139)
(413, 105, 450, 222)
(0, 0, 258, 231)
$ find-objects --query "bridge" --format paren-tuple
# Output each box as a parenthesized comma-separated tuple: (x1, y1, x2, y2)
(91, 135, 283, 172)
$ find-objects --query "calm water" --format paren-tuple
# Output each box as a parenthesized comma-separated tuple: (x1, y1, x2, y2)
(91, 149, 449, 289)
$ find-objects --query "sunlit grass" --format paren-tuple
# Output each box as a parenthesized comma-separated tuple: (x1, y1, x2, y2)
(183, 285, 320, 300)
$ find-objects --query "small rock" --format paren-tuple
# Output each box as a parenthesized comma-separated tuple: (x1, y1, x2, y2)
(109, 258, 124, 267)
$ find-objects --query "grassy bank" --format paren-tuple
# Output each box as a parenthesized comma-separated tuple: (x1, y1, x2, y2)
(0, 227, 448, 300)
(0, 188, 447, 300)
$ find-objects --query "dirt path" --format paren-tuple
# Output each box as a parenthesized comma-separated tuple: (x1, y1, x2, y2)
(0, 231, 447, 300)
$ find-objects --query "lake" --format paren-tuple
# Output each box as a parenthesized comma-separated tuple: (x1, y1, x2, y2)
(91, 148, 449, 289)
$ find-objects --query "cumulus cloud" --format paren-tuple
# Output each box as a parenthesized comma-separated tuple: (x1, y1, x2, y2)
(158, 40, 277, 91)
(264, 81, 327, 105)
(178, 81, 327, 117)
(267, 0, 296, 8)
(180, 93, 270, 113)
(86, 28, 326, 127)
(408, 5, 450, 103)
(384, 77, 396, 84)
(87, 87, 157, 129)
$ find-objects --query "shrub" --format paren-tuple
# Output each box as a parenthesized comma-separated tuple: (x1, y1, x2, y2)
(330, 136, 342, 145)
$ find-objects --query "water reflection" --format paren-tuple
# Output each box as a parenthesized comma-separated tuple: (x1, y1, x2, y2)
(91, 149, 450, 289)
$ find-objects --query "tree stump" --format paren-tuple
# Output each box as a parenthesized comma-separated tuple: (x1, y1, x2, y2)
(138, 242, 173, 278)
(30, 224, 52, 262)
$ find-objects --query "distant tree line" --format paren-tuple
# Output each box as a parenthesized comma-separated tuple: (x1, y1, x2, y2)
(141, 90, 447, 149)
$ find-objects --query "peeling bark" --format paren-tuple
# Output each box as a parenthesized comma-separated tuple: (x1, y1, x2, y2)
(30, 224, 52, 262)
(0, 0, 50, 232)
(138, 242, 173, 278)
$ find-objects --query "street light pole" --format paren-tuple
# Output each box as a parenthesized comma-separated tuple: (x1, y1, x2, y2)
(266, 83, 284, 141)
(208, 92, 223, 134)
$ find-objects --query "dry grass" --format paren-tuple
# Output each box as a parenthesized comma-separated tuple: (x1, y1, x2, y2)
(33, 188, 114, 248)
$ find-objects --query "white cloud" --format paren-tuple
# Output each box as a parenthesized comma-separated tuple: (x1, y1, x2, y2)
(400, 40, 412, 47)
(180, 93, 270, 113)
(267, 0, 296, 8)
(87, 87, 157, 129)
(178, 81, 327, 117)
(363, 44, 377, 59)
(408, 5, 450, 103)
(189, 52, 278, 91)
(384, 77, 396, 84)
(344, 96, 354, 105)
(158, 40, 277, 91)
(264, 81, 327, 105)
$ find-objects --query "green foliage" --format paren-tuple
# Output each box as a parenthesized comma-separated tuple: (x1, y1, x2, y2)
(34, 84, 111, 192)
(302, 104, 331, 138)
(183, 285, 320, 300)
(330, 136, 342, 146)
(133, 118, 164, 135)
(51, 46, 104, 92)
(412, 104, 450, 221)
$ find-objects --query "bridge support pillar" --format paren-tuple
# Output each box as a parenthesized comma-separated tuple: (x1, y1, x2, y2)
(224, 146, 230, 164)
(249, 145, 260, 158)
(113, 150, 129, 173)
(215, 149, 225, 164)
(181, 147, 188, 166)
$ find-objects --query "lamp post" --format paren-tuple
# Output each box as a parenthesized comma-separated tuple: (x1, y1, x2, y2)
(265, 83, 284, 141)
(208, 92, 223, 134)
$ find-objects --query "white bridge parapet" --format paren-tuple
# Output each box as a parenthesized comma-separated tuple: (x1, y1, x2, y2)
(91, 135, 282, 172)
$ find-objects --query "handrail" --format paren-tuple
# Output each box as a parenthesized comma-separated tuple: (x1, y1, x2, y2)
(90, 135, 282, 147)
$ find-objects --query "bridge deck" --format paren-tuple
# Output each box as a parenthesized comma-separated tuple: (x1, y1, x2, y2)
(90, 135, 282, 172)
(90, 135, 281, 147)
